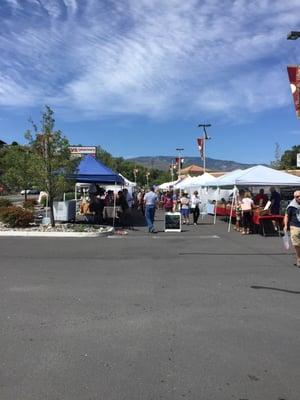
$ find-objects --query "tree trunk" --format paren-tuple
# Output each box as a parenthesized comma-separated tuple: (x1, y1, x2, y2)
(49, 197, 55, 227)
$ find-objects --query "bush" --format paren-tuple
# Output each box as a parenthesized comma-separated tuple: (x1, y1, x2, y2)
(23, 199, 37, 209)
(0, 198, 12, 208)
(0, 206, 34, 227)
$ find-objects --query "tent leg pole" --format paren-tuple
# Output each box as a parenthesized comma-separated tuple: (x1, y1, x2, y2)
(228, 186, 237, 232)
(112, 182, 117, 228)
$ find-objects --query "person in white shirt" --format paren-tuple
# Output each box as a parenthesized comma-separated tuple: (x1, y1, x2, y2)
(180, 192, 190, 225)
(190, 191, 201, 225)
(241, 191, 254, 234)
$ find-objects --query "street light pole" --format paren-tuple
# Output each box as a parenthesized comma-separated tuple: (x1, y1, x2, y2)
(176, 148, 184, 179)
(176, 148, 184, 198)
(145, 171, 150, 187)
(133, 168, 139, 184)
(170, 160, 175, 181)
(198, 124, 211, 173)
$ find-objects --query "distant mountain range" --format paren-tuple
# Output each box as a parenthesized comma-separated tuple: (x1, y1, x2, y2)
(127, 156, 258, 172)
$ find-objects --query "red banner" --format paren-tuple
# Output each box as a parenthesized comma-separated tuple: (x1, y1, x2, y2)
(197, 138, 204, 159)
(287, 65, 300, 118)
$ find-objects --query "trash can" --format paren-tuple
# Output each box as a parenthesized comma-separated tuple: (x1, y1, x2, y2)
(53, 200, 76, 222)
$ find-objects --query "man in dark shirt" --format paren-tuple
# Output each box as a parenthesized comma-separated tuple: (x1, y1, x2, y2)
(284, 190, 300, 267)
(270, 187, 281, 215)
(254, 188, 268, 207)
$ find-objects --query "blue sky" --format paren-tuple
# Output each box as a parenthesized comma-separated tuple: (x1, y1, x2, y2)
(1, 0, 300, 165)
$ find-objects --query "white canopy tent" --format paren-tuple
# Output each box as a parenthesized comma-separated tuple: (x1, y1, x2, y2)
(205, 169, 243, 188)
(189, 172, 217, 187)
(105, 173, 136, 195)
(206, 165, 300, 231)
(174, 175, 198, 189)
(158, 179, 181, 190)
(206, 166, 300, 188)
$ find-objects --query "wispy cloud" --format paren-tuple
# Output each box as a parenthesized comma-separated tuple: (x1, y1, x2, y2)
(1, 0, 300, 121)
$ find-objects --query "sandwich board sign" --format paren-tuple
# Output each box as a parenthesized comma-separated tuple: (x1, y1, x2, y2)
(165, 212, 181, 232)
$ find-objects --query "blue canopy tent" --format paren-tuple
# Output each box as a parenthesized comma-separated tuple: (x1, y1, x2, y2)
(71, 155, 124, 184)
(70, 155, 124, 226)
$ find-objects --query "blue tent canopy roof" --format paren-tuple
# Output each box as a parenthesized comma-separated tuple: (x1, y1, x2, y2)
(71, 155, 124, 184)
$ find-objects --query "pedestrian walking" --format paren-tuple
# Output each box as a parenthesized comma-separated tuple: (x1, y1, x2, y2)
(144, 186, 158, 233)
(284, 190, 300, 267)
(190, 191, 201, 225)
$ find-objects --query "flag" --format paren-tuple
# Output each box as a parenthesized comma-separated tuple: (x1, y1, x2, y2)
(175, 157, 184, 168)
(197, 138, 204, 159)
(287, 65, 300, 118)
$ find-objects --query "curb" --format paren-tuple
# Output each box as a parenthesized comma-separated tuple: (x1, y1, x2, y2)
(0, 229, 115, 238)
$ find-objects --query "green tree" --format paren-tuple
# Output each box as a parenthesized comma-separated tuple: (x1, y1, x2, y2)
(2, 144, 38, 201)
(26, 106, 76, 226)
(96, 146, 115, 168)
(270, 142, 282, 169)
(279, 145, 300, 169)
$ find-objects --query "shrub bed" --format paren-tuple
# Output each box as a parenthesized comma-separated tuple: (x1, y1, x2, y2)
(0, 198, 13, 208)
(0, 206, 34, 227)
(23, 199, 38, 209)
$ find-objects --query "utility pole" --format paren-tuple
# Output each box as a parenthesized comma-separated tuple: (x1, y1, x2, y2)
(170, 160, 175, 181)
(133, 168, 139, 184)
(198, 124, 211, 173)
(176, 148, 184, 179)
(176, 148, 184, 198)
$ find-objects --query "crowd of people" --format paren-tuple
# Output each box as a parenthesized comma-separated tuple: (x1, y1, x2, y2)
(77, 183, 300, 268)
(137, 187, 203, 233)
(234, 187, 281, 235)
(80, 185, 136, 228)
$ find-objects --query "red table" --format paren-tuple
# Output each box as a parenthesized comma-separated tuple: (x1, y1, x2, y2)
(252, 214, 284, 236)
(215, 207, 284, 236)
(215, 207, 236, 218)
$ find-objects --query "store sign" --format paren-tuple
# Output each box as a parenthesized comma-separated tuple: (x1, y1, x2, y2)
(287, 65, 300, 118)
(69, 146, 96, 157)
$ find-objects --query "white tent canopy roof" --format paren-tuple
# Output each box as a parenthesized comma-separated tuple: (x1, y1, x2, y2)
(159, 179, 181, 190)
(207, 165, 300, 187)
(174, 175, 197, 189)
(205, 169, 243, 187)
(189, 172, 217, 187)
(118, 173, 136, 187)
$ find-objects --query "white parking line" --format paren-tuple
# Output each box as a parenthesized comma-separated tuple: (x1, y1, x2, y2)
(108, 235, 221, 239)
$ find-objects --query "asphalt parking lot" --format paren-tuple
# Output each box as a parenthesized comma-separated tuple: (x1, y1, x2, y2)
(1, 214, 300, 400)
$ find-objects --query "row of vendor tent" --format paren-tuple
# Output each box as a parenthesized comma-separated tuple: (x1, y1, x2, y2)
(175, 172, 217, 189)
(158, 178, 182, 190)
(158, 173, 216, 190)
(205, 165, 300, 188)
(162, 165, 300, 191)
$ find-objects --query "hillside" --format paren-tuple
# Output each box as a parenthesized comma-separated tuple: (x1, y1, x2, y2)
(127, 156, 257, 172)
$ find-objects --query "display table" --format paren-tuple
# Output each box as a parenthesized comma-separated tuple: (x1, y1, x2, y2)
(252, 214, 284, 236)
(215, 206, 236, 218)
(104, 206, 121, 220)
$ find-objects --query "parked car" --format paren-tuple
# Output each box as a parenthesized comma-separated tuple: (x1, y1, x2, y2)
(20, 189, 40, 195)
